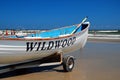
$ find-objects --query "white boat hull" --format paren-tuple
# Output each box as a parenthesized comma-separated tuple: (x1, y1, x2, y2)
(0, 23, 89, 66)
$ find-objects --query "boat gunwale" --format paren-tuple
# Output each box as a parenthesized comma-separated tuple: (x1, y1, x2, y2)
(0, 23, 90, 41)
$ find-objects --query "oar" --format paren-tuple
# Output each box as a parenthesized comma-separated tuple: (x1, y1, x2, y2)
(71, 17, 88, 34)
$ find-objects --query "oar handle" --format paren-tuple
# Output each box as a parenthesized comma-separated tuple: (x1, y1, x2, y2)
(71, 17, 88, 34)
(77, 17, 88, 27)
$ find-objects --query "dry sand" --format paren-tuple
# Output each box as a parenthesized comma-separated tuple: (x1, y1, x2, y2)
(0, 41, 120, 80)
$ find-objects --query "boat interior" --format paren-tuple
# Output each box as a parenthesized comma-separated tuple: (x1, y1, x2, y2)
(27, 25, 81, 38)
(4, 23, 89, 39)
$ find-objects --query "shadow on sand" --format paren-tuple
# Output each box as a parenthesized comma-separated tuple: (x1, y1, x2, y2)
(0, 65, 64, 79)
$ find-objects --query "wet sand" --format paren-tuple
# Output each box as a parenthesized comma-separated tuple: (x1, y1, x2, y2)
(0, 41, 120, 80)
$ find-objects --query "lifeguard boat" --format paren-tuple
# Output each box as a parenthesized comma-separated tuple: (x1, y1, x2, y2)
(0, 17, 90, 72)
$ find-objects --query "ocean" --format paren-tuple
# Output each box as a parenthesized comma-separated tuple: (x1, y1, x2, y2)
(89, 24, 120, 30)
(0, 24, 120, 30)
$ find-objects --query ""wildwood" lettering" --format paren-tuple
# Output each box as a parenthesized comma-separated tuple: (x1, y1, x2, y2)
(26, 37, 76, 52)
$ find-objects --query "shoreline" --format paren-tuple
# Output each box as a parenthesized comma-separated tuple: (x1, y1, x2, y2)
(88, 33, 120, 42)
(88, 37, 120, 42)
(88, 38, 120, 42)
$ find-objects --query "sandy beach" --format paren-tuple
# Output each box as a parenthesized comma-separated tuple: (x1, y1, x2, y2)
(0, 40, 120, 80)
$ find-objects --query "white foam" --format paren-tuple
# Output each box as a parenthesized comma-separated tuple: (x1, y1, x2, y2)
(97, 30, 118, 32)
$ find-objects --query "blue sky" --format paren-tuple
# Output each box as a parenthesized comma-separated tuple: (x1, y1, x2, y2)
(0, 0, 120, 30)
